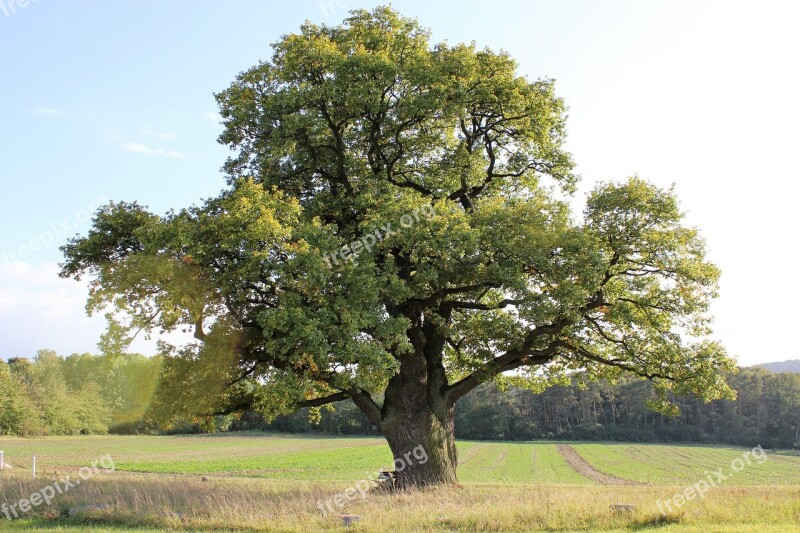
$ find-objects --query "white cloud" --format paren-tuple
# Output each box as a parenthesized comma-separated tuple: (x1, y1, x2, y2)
(0, 263, 105, 357)
(140, 126, 176, 140)
(0, 262, 186, 358)
(121, 142, 185, 158)
(204, 111, 221, 123)
(0, 290, 17, 312)
(33, 107, 63, 116)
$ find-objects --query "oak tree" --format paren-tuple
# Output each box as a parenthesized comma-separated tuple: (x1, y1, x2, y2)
(61, 7, 735, 487)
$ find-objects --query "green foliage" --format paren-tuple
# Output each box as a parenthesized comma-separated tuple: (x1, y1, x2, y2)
(0, 362, 46, 436)
(0, 350, 164, 436)
(59, 6, 735, 430)
(63, 352, 163, 428)
(0, 351, 112, 436)
(454, 368, 800, 448)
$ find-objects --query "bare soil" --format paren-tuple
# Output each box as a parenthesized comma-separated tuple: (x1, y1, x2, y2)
(556, 444, 644, 485)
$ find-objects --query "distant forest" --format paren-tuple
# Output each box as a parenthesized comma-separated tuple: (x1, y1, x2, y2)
(2, 350, 799, 449)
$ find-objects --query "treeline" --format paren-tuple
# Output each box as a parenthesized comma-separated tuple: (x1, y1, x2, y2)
(232, 368, 800, 449)
(0, 350, 161, 436)
(2, 350, 799, 449)
(452, 369, 800, 448)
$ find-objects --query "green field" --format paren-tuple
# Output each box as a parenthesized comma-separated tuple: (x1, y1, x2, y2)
(1, 433, 799, 532)
(1, 433, 797, 485)
(0, 435, 590, 484)
(572, 442, 800, 486)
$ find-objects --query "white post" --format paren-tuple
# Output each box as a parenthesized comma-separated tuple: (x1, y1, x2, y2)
(0, 450, 4, 470)
(32, 456, 36, 479)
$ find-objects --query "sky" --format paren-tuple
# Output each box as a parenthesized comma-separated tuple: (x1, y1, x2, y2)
(0, 0, 798, 366)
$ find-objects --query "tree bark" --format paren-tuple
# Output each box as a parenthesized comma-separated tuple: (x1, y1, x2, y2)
(369, 317, 459, 488)
(381, 400, 458, 488)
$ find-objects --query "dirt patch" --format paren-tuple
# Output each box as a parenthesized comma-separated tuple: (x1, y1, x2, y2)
(557, 445, 644, 485)
(457, 444, 483, 465)
(489, 450, 508, 469)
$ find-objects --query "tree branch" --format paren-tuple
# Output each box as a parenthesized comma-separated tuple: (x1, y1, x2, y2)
(296, 391, 350, 408)
(557, 340, 675, 382)
(445, 348, 556, 404)
(351, 389, 383, 429)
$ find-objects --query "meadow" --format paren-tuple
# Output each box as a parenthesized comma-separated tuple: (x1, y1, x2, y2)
(0, 433, 798, 532)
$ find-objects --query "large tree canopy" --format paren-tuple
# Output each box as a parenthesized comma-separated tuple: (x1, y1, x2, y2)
(61, 6, 735, 487)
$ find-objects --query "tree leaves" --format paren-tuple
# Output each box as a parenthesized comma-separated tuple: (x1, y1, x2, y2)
(61, 7, 735, 421)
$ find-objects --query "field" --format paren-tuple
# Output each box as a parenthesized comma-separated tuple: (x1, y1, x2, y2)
(0, 433, 798, 532)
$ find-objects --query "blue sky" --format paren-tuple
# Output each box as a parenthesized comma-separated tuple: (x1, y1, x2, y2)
(1, 0, 798, 365)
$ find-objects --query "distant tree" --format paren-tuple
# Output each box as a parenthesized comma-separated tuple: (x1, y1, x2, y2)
(63, 352, 162, 428)
(72, 382, 112, 435)
(0, 361, 46, 436)
(60, 7, 735, 487)
(27, 349, 80, 434)
(0, 351, 111, 435)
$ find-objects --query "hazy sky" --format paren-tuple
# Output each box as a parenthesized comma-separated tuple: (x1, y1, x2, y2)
(1, 0, 797, 365)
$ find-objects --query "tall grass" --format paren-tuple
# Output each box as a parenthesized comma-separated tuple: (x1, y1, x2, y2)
(1, 472, 798, 531)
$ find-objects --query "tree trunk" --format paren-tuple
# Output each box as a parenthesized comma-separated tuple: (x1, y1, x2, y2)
(380, 400, 458, 488)
(375, 320, 458, 489)
(347, 309, 465, 489)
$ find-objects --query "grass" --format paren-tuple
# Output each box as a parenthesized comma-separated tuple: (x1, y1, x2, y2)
(0, 434, 591, 483)
(0, 433, 799, 532)
(572, 442, 800, 485)
(0, 433, 391, 481)
(0, 477, 798, 532)
(456, 441, 591, 484)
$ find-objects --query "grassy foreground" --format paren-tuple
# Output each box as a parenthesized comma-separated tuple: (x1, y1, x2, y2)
(0, 433, 798, 532)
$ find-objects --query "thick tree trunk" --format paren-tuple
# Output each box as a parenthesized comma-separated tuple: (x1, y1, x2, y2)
(381, 400, 458, 488)
(375, 318, 459, 488)
(347, 306, 467, 489)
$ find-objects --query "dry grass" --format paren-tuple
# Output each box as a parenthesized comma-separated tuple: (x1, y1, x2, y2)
(1, 471, 799, 532)
(2, 435, 798, 531)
